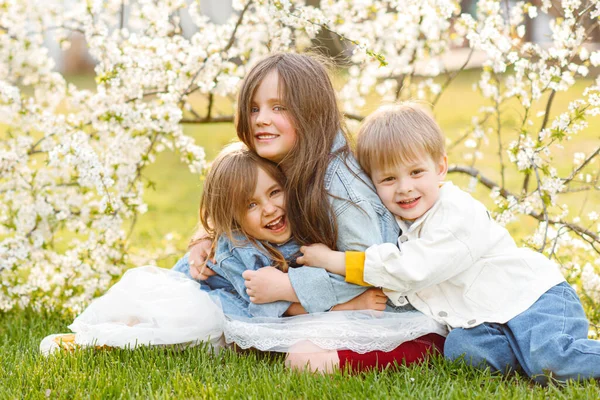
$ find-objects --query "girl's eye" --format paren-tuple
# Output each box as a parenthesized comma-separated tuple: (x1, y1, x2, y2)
(247, 202, 257, 209)
(270, 188, 282, 197)
(273, 105, 286, 111)
(250, 106, 259, 113)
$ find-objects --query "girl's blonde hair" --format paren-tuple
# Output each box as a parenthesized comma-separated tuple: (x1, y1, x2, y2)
(356, 102, 446, 176)
(236, 52, 349, 249)
(200, 142, 289, 271)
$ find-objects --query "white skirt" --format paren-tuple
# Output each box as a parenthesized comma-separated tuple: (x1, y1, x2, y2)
(69, 266, 225, 349)
(67, 266, 447, 353)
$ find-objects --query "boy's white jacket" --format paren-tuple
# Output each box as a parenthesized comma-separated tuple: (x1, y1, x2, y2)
(364, 182, 565, 329)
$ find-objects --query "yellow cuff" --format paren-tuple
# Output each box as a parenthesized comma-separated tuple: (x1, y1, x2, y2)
(345, 252, 370, 286)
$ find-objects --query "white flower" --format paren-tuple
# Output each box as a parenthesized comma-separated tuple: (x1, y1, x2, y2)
(528, 6, 538, 19)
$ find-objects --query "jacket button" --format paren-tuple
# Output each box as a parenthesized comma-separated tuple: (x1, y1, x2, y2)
(467, 319, 476, 325)
(438, 311, 448, 317)
(399, 235, 408, 243)
(396, 297, 407, 305)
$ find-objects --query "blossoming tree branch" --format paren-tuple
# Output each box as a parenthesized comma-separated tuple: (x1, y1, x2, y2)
(0, 0, 599, 320)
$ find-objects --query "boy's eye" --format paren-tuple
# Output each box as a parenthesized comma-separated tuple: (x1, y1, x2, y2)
(381, 176, 395, 183)
(411, 169, 424, 176)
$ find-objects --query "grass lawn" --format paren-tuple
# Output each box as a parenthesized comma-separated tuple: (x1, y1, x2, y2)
(2, 70, 600, 398)
(2, 310, 600, 399)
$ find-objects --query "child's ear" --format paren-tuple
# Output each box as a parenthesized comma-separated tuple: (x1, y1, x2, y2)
(437, 154, 448, 180)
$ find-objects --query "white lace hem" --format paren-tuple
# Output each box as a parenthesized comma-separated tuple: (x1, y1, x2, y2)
(224, 310, 447, 354)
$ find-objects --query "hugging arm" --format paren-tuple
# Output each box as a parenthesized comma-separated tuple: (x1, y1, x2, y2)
(297, 244, 346, 276)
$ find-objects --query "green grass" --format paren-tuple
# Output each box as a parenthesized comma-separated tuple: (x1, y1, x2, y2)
(2, 71, 600, 398)
(2, 310, 600, 399)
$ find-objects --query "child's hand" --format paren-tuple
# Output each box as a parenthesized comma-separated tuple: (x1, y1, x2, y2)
(243, 267, 299, 304)
(297, 244, 346, 276)
(189, 239, 216, 280)
(331, 288, 387, 312)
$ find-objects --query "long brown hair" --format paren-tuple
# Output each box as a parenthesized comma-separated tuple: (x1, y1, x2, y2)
(200, 142, 289, 271)
(237, 53, 349, 249)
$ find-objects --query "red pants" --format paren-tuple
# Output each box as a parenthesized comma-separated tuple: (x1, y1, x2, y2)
(338, 333, 445, 372)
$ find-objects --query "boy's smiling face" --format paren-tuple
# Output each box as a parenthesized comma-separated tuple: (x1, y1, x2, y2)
(371, 154, 448, 221)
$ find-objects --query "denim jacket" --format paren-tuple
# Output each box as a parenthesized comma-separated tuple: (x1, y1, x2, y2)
(287, 132, 401, 313)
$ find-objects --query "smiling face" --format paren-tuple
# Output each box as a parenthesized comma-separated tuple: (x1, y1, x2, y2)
(250, 71, 297, 163)
(372, 154, 448, 221)
(241, 166, 292, 243)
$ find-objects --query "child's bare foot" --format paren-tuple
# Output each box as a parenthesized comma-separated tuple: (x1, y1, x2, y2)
(332, 288, 387, 311)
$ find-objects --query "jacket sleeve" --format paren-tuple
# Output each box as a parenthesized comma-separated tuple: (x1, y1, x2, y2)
(219, 252, 292, 318)
(363, 201, 486, 295)
(345, 251, 369, 286)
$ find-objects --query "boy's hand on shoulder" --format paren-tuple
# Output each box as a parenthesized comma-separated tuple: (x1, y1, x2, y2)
(243, 267, 299, 303)
(297, 244, 346, 276)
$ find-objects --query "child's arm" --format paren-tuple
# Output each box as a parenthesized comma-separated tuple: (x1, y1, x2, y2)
(296, 244, 346, 276)
(348, 210, 485, 294)
(243, 266, 379, 313)
(296, 244, 371, 288)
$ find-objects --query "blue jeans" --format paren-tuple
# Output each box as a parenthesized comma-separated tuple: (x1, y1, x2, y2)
(444, 282, 600, 383)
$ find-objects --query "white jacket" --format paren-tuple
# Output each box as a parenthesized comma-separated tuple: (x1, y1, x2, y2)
(364, 182, 565, 329)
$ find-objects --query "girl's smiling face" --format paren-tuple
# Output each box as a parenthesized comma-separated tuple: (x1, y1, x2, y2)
(241, 166, 292, 243)
(250, 71, 297, 163)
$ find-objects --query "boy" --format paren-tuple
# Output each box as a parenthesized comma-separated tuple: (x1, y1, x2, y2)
(298, 103, 600, 383)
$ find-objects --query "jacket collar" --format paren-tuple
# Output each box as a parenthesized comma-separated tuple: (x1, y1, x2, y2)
(331, 131, 347, 153)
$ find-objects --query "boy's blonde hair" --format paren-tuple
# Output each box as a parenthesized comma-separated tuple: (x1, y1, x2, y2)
(356, 102, 445, 176)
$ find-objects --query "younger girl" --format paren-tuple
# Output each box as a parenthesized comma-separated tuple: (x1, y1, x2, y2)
(176, 141, 382, 318)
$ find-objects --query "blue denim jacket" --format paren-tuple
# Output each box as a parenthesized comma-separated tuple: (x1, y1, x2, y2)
(173, 235, 291, 318)
(287, 133, 400, 312)
(173, 230, 369, 317)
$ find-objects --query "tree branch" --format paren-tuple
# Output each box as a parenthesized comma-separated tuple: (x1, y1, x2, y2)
(180, 0, 253, 101)
(448, 165, 600, 245)
(432, 48, 474, 108)
(180, 116, 234, 124)
(563, 145, 600, 185)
